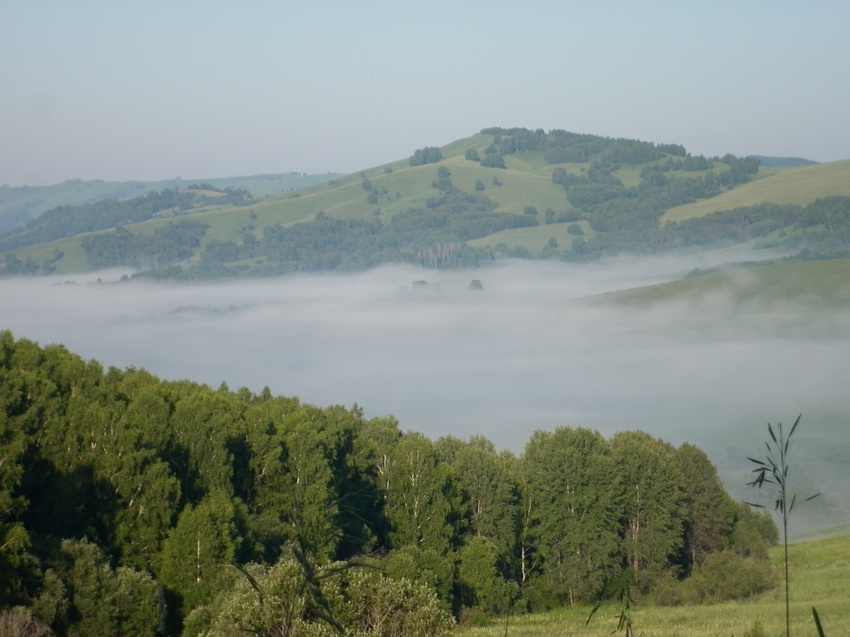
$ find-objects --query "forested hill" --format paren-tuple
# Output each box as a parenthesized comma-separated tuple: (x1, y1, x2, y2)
(2, 127, 849, 279)
(0, 172, 339, 234)
(1, 331, 779, 636)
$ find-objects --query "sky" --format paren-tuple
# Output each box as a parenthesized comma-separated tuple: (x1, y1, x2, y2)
(2, 0, 849, 187)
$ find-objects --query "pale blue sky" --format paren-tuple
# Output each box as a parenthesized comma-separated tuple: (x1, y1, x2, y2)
(2, 0, 848, 186)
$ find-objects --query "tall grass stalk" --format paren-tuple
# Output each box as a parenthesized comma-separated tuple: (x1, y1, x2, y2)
(747, 414, 820, 637)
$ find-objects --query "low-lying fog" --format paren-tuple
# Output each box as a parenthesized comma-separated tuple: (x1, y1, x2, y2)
(3, 256, 848, 531)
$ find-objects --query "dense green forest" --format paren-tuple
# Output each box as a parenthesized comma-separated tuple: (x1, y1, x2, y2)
(0, 331, 779, 636)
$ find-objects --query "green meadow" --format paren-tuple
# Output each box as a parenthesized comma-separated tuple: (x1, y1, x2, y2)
(593, 258, 850, 310)
(661, 160, 850, 224)
(456, 531, 850, 637)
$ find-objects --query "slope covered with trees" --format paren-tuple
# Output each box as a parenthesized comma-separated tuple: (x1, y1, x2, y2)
(1, 332, 778, 635)
(2, 128, 849, 279)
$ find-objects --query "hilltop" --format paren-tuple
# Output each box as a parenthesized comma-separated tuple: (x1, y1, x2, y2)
(2, 128, 849, 278)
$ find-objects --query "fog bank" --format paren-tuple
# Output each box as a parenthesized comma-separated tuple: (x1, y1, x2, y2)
(3, 257, 848, 530)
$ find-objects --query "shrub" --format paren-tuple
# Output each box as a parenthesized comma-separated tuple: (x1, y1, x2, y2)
(196, 556, 454, 637)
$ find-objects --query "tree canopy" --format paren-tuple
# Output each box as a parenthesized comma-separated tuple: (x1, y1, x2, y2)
(0, 331, 779, 635)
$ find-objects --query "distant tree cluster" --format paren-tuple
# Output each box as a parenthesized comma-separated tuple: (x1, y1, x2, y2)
(0, 332, 778, 635)
(452, 128, 771, 261)
(409, 146, 443, 166)
(80, 220, 208, 270)
(478, 127, 687, 165)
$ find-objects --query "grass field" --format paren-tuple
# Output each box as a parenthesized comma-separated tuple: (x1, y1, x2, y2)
(468, 220, 594, 253)
(661, 160, 850, 224)
(593, 258, 850, 311)
(455, 532, 850, 637)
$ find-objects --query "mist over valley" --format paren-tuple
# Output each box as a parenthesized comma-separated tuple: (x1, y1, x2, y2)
(5, 6, 850, 633)
(4, 255, 848, 531)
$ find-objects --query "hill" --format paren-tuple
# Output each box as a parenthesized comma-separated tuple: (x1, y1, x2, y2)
(2, 128, 849, 278)
(592, 257, 850, 310)
(661, 159, 850, 224)
(751, 155, 818, 168)
(0, 172, 339, 233)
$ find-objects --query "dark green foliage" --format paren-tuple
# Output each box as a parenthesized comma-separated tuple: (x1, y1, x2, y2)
(409, 146, 443, 166)
(436, 435, 521, 580)
(3, 252, 42, 275)
(248, 187, 533, 274)
(433, 166, 455, 192)
(799, 196, 850, 231)
(81, 220, 208, 270)
(469, 128, 772, 263)
(687, 549, 774, 601)
(465, 148, 481, 162)
(611, 431, 685, 593)
(49, 538, 162, 637)
(675, 443, 736, 570)
(0, 331, 779, 631)
(522, 428, 622, 605)
(753, 156, 817, 168)
(480, 148, 507, 169)
(457, 536, 518, 615)
(381, 432, 462, 555)
(659, 203, 803, 251)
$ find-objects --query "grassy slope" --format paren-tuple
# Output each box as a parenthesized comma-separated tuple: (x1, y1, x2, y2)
(10, 133, 586, 274)
(661, 159, 850, 224)
(456, 532, 850, 637)
(8, 135, 850, 275)
(0, 173, 339, 231)
(592, 258, 850, 310)
(467, 220, 593, 253)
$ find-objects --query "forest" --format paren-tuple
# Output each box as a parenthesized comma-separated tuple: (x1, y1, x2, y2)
(0, 331, 779, 636)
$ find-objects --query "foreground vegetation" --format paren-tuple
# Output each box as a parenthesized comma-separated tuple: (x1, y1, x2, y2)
(456, 532, 850, 637)
(1, 331, 782, 636)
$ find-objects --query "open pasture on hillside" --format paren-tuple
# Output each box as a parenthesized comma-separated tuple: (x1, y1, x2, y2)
(661, 160, 850, 224)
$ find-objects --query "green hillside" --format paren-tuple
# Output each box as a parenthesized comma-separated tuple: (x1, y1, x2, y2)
(593, 258, 850, 310)
(661, 159, 850, 223)
(0, 172, 338, 233)
(2, 128, 849, 278)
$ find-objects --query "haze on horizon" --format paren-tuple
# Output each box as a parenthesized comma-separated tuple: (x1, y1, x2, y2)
(2, 1, 849, 187)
